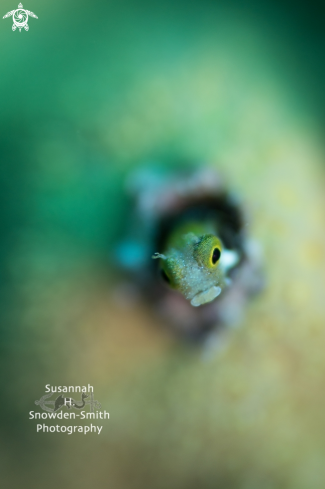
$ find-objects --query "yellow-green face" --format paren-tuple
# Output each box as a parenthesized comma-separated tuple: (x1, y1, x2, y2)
(159, 233, 225, 305)
(193, 234, 223, 269)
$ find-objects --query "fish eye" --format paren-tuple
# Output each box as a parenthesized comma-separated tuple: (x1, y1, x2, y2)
(212, 247, 221, 265)
(160, 269, 170, 284)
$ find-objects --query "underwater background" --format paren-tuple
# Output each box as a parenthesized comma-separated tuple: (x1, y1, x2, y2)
(1, 0, 325, 487)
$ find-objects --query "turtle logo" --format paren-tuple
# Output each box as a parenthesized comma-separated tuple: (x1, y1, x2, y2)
(3, 2, 38, 32)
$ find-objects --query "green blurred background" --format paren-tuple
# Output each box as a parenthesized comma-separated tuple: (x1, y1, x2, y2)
(1, 1, 325, 488)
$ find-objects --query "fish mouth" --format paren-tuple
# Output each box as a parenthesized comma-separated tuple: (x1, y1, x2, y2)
(190, 286, 222, 307)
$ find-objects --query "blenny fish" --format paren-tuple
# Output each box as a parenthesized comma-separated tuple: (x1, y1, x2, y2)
(117, 167, 263, 338)
(153, 219, 239, 307)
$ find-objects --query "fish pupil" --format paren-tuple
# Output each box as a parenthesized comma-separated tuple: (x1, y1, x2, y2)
(161, 269, 170, 284)
(212, 248, 221, 264)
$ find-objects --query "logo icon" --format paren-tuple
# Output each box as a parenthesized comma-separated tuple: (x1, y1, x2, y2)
(35, 391, 102, 413)
(3, 3, 38, 32)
